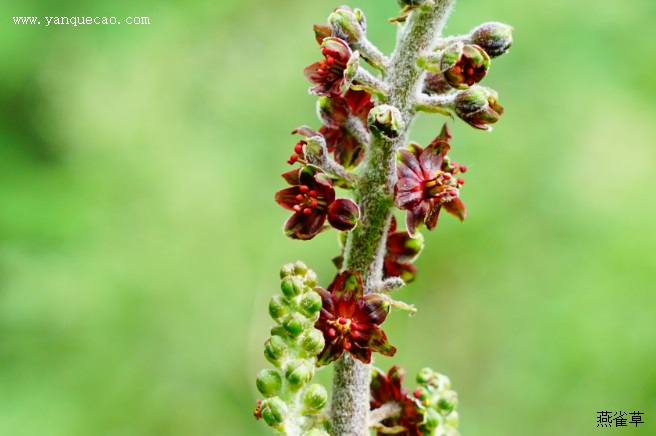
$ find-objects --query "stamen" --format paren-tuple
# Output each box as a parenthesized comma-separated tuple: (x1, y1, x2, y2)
(327, 57, 335, 66)
(296, 194, 304, 201)
(299, 185, 310, 193)
(344, 340, 352, 350)
(459, 165, 467, 173)
(338, 317, 348, 325)
(310, 200, 318, 208)
(443, 173, 452, 180)
(293, 205, 301, 212)
(294, 142, 304, 154)
(309, 190, 317, 198)
(457, 178, 465, 185)
(467, 68, 474, 75)
(328, 328, 336, 338)
(303, 208, 312, 215)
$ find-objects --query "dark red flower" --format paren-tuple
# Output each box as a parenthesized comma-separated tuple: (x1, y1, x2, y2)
(370, 366, 424, 436)
(315, 271, 396, 366)
(394, 124, 467, 236)
(318, 89, 374, 169)
(383, 217, 423, 283)
(275, 165, 359, 240)
(441, 43, 490, 89)
(304, 37, 353, 97)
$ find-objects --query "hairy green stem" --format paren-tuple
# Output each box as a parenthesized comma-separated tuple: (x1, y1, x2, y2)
(330, 2, 455, 435)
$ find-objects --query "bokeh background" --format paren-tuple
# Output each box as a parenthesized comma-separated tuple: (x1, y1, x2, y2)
(1, 0, 655, 435)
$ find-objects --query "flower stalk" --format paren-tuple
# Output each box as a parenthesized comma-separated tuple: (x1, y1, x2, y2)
(262, 0, 514, 434)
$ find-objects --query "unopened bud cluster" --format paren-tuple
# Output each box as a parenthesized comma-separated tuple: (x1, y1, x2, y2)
(255, 262, 329, 435)
(413, 368, 460, 436)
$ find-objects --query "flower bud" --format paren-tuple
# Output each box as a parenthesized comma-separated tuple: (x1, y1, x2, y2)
(445, 411, 459, 428)
(280, 263, 296, 279)
(304, 269, 318, 288)
(256, 369, 283, 397)
(454, 86, 504, 130)
(368, 104, 405, 140)
(281, 276, 304, 299)
(424, 407, 443, 430)
(264, 335, 288, 365)
(329, 7, 365, 43)
(283, 313, 308, 337)
(440, 43, 490, 89)
(293, 261, 309, 276)
(417, 367, 436, 384)
(299, 291, 322, 318)
(303, 383, 328, 411)
(436, 390, 458, 412)
(269, 295, 290, 320)
(285, 359, 314, 389)
(298, 328, 325, 355)
(470, 22, 513, 58)
(261, 397, 287, 427)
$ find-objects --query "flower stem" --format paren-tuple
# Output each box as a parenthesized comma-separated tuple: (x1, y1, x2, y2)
(330, 2, 455, 435)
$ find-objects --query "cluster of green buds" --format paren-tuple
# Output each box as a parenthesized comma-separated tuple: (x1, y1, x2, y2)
(413, 368, 460, 436)
(255, 262, 329, 436)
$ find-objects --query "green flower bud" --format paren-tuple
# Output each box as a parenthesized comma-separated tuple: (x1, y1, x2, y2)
(299, 329, 325, 355)
(303, 383, 328, 411)
(436, 390, 458, 412)
(470, 22, 513, 58)
(280, 263, 296, 279)
(293, 261, 308, 276)
(417, 367, 435, 384)
(285, 359, 314, 389)
(329, 7, 364, 43)
(264, 335, 288, 365)
(445, 410, 459, 428)
(281, 276, 304, 299)
(304, 269, 318, 288)
(270, 324, 286, 338)
(368, 104, 405, 140)
(283, 313, 307, 337)
(256, 369, 283, 397)
(269, 295, 290, 320)
(299, 291, 322, 318)
(261, 397, 287, 427)
(423, 407, 443, 430)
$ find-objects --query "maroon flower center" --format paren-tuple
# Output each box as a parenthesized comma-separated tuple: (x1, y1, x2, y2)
(316, 49, 346, 77)
(292, 184, 328, 215)
(423, 171, 459, 201)
(327, 316, 355, 350)
(452, 56, 487, 86)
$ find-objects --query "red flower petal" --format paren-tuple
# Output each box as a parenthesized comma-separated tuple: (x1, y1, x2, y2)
(275, 186, 302, 210)
(443, 197, 467, 222)
(283, 211, 327, 240)
(327, 198, 360, 231)
(425, 202, 442, 231)
(419, 141, 450, 179)
(396, 149, 424, 181)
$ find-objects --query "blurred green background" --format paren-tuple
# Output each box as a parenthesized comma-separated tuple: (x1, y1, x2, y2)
(1, 0, 655, 435)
